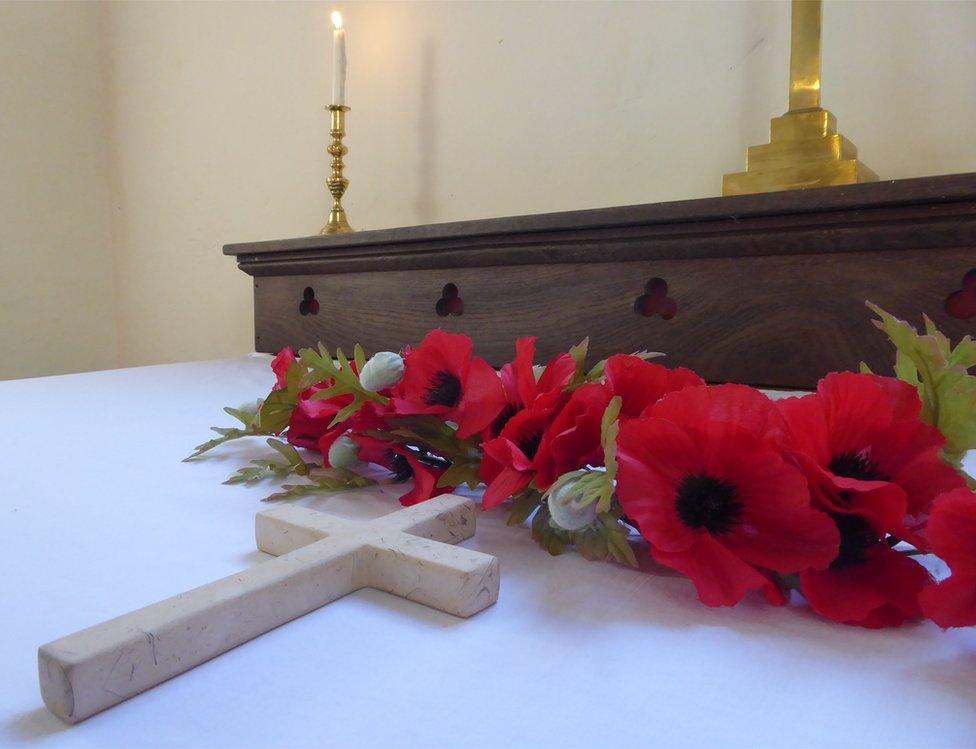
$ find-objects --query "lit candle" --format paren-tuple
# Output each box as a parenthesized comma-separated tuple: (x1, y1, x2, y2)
(331, 11, 347, 106)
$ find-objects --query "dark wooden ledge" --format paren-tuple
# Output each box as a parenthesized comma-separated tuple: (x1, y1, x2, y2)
(226, 172, 976, 277)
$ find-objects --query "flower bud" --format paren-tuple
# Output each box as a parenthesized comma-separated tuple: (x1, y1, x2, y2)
(359, 351, 405, 392)
(547, 477, 599, 531)
(328, 435, 365, 470)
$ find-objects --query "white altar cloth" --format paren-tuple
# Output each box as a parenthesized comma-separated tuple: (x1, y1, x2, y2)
(1, 356, 974, 749)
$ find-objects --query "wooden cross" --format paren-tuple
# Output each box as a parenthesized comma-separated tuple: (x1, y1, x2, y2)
(38, 494, 499, 723)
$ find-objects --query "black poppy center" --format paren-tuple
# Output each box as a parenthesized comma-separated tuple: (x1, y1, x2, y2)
(515, 430, 543, 461)
(831, 513, 880, 569)
(423, 370, 462, 407)
(829, 451, 889, 483)
(675, 474, 743, 534)
(490, 403, 518, 437)
(389, 451, 413, 482)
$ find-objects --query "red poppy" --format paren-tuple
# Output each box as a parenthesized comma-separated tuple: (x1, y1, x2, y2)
(776, 373, 966, 547)
(532, 383, 613, 490)
(603, 355, 704, 420)
(480, 402, 563, 509)
(392, 330, 506, 439)
(286, 386, 352, 451)
(616, 385, 838, 607)
(799, 514, 930, 628)
(920, 489, 976, 628)
(270, 347, 297, 390)
(489, 337, 574, 438)
(350, 435, 452, 506)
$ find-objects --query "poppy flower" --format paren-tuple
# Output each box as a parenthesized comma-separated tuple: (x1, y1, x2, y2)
(393, 330, 506, 439)
(480, 401, 563, 509)
(799, 513, 930, 628)
(270, 347, 297, 390)
(616, 385, 839, 607)
(776, 372, 966, 547)
(488, 337, 574, 438)
(920, 488, 976, 628)
(532, 383, 613, 490)
(286, 386, 353, 451)
(350, 435, 453, 506)
(602, 355, 704, 420)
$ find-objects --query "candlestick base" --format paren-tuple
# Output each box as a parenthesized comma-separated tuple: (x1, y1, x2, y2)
(319, 104, 354, 235)
(321, 208, 352, 235)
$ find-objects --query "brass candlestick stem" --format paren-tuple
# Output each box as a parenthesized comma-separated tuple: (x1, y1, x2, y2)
(321, 104, 353, 235)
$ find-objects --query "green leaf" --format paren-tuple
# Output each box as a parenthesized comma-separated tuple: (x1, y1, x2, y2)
(256, 388, 299, 434)
(224, 400, 263, 428)
(437, 461, 481, 490)
(384, 415, 481, 463)
(506, 487, 544, 526)
(601, 513, 638, 568)
(868, 302, 976, 465)
(263, 468, 376, 502)
(299, 343, 389, 428)
(184, 426, 252, 461)
(353, 343, 367, 373)
(597, 396, 622, 512)
(222, 438, 314, 485)
(568, 337, 590, 386)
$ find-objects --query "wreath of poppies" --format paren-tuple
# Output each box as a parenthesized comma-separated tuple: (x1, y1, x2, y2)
(189, 303, 976, 630)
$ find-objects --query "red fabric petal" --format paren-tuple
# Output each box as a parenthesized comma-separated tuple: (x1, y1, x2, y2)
(348, 434, 395, 467)
(533, 384, 612, 488)
(454, 355, 507, 438)
(800, 544, 930, 628)
(481, 465, 532, 510)
(286, 391, 350, 451)
(926, 488, 976, 574)
(776, 393, 832, 466)
(797, 455, 909, 538)
(651, 384, 781, 443)
(717, 449, 839, 573)
(818, 373, 897, 456)
(270, 347, 297, 390)
(920, 573, 976, 628)
(616, 418, 702, 553)
(393, 330, 473, 417)
(535, 352, 576, 397)
(512, 336, 539, 410)
(398, 450, 451, 506)
(652, 535, 787, 608)
(604, 356, 702, 420)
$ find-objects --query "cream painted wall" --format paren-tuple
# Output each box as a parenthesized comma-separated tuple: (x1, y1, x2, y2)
(0, 1, 117, 380)
(3, 1, 976, 377)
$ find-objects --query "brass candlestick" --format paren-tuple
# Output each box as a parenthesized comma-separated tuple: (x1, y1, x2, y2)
(320, 104, 353, 235)
(722, 0, 878, 196)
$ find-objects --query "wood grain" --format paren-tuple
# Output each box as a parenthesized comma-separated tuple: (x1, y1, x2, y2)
(252, 248, 973, 389)
(228, 173, 976, 389)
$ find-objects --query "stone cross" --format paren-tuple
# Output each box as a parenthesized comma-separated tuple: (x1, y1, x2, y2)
(38, 494, 499, 723)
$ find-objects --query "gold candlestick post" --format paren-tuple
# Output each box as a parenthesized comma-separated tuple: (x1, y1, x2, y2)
(722, 0, 877, 196)
(320, 104, 353, 235)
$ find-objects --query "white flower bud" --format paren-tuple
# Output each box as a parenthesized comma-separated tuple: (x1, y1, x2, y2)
(359, 351, 405, 392)
(328, 435, 364, 470)
(547, 478, 599, 531)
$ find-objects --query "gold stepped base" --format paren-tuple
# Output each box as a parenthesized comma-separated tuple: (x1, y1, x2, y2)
(723, 108, 877, 196)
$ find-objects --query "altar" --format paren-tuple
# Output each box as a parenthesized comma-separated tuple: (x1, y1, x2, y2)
(2, 356, 974, 747)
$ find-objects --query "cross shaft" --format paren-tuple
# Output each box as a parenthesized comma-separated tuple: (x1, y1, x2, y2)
(38, 495, 498, 723)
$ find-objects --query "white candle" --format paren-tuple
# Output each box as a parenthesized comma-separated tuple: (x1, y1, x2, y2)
(331, 11, 347, 105)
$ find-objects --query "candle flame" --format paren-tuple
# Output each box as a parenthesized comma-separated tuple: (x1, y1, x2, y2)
(331, 11, 343, 30)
